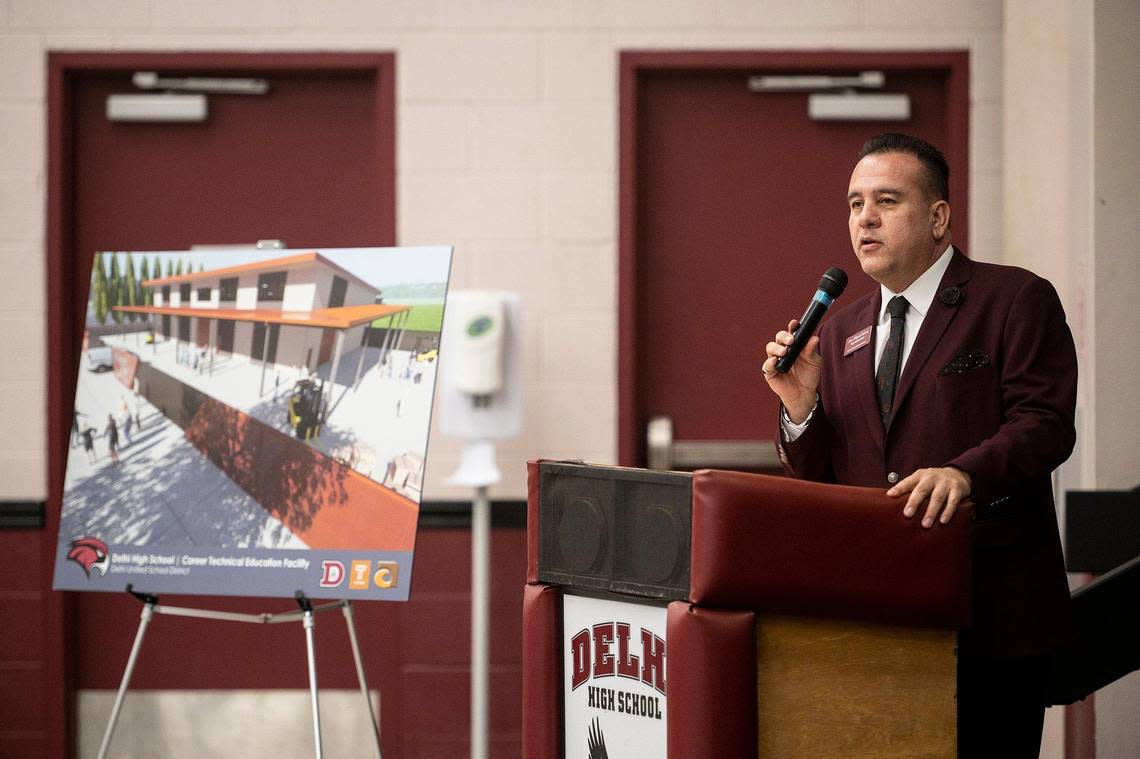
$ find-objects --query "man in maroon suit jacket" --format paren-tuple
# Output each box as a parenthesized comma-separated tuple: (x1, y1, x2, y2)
(762, 133, 1076, 757)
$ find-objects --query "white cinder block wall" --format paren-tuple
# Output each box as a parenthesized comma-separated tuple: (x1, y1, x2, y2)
(0, 0, 1007, 503)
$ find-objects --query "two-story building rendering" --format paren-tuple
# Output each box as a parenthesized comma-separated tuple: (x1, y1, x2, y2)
(116, 251, 412, 400)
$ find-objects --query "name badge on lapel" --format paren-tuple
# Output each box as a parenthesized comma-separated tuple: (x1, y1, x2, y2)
(844, 326, 873, 356)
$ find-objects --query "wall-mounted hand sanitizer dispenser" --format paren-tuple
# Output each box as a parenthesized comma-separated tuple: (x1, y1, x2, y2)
(440, 291, 522, 443)
(448, 293, 506, 406)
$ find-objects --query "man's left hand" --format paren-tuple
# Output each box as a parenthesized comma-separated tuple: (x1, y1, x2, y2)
(887, 467, 973, 528)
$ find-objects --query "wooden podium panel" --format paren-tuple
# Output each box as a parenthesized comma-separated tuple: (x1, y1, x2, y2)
(756, 616, 956, 758)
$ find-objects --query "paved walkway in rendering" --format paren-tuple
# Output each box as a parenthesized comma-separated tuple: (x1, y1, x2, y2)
(62, 364, 305, 549)
(101, 333, 437, 494)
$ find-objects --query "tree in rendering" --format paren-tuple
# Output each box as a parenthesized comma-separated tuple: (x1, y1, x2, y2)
(123, 253, 138, 322)
(91, 253, 109, 325)
(108, 253, 122, 324)
(139, 256, 151, 306)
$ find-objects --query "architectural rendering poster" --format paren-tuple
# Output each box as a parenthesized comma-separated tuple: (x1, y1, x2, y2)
(53, 246, 452, 601)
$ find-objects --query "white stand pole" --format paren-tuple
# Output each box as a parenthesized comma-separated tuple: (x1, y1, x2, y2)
(448, 442, 500, 759)
(471, 484, 490, 759)
(96, 600, 155, 759)
(440, 292, 521, 759)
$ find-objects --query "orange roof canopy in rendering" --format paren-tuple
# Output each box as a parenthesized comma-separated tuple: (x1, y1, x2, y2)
(113, 303, 408, 330)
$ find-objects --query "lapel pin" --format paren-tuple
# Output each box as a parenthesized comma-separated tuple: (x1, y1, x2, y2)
(939, 286, 961, 306)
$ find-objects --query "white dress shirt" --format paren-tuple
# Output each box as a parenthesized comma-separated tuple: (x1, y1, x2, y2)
(782, 244, 955, 440)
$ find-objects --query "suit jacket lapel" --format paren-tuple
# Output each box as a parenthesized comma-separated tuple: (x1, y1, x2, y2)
(888, 249, 973, 431)
(851, 290, 885, 452)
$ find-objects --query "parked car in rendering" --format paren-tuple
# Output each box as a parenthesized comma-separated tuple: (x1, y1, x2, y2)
(87, 345, 113, 371)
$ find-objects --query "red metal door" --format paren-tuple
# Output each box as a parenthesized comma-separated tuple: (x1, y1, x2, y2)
(619, 51, 969, 468)
(35, 52, 399, 758)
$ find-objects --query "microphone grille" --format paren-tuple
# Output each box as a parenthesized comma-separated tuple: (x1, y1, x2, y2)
(819, 267, 848, 298)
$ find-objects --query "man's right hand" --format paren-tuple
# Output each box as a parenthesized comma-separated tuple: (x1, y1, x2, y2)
(762, 319, 822, 423)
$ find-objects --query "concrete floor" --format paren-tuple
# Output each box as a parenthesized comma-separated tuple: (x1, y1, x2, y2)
(78, 689, 380, 759)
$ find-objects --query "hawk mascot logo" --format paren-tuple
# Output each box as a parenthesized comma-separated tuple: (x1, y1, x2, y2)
(67, 537, 110, 577)
(587, 717, 609, 759)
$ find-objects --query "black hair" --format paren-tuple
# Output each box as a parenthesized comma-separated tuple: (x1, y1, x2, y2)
(858, 133, 949, 202)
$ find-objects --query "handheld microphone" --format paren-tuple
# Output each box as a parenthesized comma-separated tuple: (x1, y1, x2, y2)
(774, 267, 848, 373)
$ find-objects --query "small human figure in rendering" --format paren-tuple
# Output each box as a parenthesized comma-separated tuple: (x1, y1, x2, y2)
(132, 390, 143, 429)
(103, 414, 120, 464)
(81, 426, 97, 463)
(119, 401, 133, 447)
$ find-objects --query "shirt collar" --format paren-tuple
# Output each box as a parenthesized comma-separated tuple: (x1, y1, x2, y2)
(877, 244, 954, 322)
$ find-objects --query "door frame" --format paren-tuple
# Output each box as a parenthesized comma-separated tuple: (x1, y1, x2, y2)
(44, 51, 395, 757)
(617, 50, 969, 466)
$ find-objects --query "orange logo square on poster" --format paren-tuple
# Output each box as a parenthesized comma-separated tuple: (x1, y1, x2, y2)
(373, 561, 398, 589)
(349, 560, 371, 590)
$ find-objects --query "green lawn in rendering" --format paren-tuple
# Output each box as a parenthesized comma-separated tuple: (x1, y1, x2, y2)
(373, 303, 443, 332)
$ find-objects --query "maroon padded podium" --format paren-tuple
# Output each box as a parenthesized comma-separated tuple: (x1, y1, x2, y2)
(523, 460, 973, 758)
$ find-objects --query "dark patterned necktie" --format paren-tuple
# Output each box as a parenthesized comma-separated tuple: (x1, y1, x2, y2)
(876, 295, 909, 427)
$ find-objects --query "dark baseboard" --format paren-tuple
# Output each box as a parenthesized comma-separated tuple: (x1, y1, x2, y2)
(0, 499, 525, 531)
(0, 501, 45, 529)
(419, 500, 526, 530)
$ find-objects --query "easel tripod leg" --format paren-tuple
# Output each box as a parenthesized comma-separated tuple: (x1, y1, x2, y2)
(342, 601, 383, 758)
(303, 606, 324, 759)
(96, 601, 155, 759)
